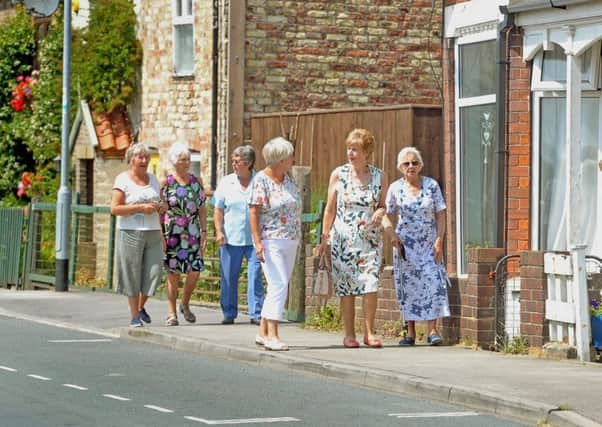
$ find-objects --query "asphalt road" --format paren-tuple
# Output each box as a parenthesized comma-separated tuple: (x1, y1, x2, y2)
(0, 316, 526, 427)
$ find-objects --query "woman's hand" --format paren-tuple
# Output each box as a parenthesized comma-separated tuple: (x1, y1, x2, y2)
(434, 237, 443, 264)
(215, 231, 226, 246)
(254, 242, 265, 263)
(202, 236, 208, 254)
(369, 208, 385, 227)
(141, 203, 158, 214)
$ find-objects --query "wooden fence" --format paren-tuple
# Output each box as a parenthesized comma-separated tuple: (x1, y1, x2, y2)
(250, 104, 443, 197)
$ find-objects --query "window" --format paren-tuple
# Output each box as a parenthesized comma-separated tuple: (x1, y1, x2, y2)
(532, 42, 601, 91)
(455, 37, 498, 272)
(172, 0, 194, 76)
(534, 95, 601, 252)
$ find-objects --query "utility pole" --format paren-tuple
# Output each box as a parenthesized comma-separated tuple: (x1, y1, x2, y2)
(55, 0, 72, 292)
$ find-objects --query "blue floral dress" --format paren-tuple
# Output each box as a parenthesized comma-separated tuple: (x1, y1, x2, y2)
(162, 174, 206, 273)
(330, 164, 383, 296)
(385, 176, 450, 321)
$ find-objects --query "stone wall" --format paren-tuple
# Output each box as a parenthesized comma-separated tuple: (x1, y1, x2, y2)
(137, 0, 214, 182)
(244, 0, 443, 139)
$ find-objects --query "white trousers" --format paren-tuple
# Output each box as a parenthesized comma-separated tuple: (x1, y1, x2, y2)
(260, 239, 299, 321)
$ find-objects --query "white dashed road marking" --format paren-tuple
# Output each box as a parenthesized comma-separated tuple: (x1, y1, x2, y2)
(144, 405, 174, 413)
(48, 339, 112, 343)
(389, 412, 480, 418)
(184, 416, 300, 425)
(63, 384, 88, 391)
(102, 394, 131, 401)
(0, 365, 17, 372)
(27, 374, 51, 381)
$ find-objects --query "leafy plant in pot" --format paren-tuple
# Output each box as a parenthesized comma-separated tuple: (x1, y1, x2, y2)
(73, 0, 141, 150)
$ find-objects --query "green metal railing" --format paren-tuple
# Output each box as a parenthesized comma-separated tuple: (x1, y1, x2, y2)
(0, 207, 26, 288)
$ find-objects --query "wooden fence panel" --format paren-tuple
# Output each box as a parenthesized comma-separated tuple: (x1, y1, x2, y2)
(250, 105, 442, 195)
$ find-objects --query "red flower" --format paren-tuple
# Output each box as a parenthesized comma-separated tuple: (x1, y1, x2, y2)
(9, 74, 37, 112)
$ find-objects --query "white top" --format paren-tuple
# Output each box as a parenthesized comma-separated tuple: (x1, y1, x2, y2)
(113, 171, 162, 230)
(214, 172, 255, 246)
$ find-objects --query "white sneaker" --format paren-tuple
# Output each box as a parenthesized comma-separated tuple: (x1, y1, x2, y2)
(264, 339, 289, 351)
(255, 334, 265, 346)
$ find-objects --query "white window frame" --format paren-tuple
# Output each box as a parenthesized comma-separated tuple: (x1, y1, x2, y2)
(454, 30, 497, 276)
(172, 0, 195, 77)
(531, 42, 601, 92)
(530, 89, 602, 250)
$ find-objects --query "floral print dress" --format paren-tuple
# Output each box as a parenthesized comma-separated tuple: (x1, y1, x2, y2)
(162, 174, 206, 273)
(330, 164, 383, 296)
(385, 176, 450, 321)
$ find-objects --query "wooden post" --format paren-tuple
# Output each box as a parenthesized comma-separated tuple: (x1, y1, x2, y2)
(287, 166, 311, 321)
(227, 0, 245, 156)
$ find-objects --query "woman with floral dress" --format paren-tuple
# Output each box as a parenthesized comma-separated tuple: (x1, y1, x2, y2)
(161, 142, 207, 326)
(249, 137, 301, 351)
(319, 129, 393, 348)
(386, 146, 450, 346)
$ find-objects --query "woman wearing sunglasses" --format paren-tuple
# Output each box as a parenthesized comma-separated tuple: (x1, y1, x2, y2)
(385, 147, 450, 347)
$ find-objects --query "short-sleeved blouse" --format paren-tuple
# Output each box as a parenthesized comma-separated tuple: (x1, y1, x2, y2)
(248, 171, 301, 241)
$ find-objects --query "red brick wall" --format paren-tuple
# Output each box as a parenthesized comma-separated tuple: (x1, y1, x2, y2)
(506, 27, 532, 254)
(519, 251, 548, 347)
(460, 248, 505, 347)
(244, 0, 444, 139)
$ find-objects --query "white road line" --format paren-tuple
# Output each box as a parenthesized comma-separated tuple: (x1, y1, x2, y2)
(184, 416, 300, 425)
(48, 339, 112, 343)
(102, 394, 131, 401)
(63, 384, 88, 391)
(0, 366, 17, 372)
(144, 405, 174, 413)
(388, 412, 479, 418)
(27, 374, 51, 381)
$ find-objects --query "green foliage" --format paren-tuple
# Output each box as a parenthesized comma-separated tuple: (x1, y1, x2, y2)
(29, 7, 64, 167)
(0, 6, 36, 203)
(74, 0, 142, 114)
(304, 304, 343, 332)
(0, 6, 35, 105)
(504, 335, 529, 355)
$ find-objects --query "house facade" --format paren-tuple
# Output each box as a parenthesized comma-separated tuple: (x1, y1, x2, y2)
(442, 0, 602, 348)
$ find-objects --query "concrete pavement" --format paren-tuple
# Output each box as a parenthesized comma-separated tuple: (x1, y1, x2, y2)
(0, 288, 600, 427)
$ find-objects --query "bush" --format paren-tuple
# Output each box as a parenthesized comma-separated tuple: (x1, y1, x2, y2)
(74, 0, 141, 114)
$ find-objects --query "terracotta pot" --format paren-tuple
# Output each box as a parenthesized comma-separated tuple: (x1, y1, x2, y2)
(110, 106, 131, 150)
(92, 111, 115, 150)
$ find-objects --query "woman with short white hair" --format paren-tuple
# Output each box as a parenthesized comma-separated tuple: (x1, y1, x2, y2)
(386, 146, 449, 347)
(111, 143, 166, 327)
(161, 141, 207, 326)
(249, 137, 301, 351)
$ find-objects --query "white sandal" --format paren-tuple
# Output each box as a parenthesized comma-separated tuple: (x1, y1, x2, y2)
(255, 335, 266, 346)
(264, 339, 288, 351)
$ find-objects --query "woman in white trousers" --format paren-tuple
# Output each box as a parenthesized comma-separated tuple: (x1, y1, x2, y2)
(249, 137, 302, 351)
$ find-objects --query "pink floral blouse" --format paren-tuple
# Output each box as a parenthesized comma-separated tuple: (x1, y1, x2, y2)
(248, 171, 301, 241)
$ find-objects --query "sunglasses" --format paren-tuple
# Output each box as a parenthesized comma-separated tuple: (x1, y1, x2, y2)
(400, 161, 420, 167)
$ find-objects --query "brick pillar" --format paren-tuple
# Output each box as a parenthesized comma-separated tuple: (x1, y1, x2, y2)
(461, 248, 505, 348)
(507, 27, 531, 254)
(519, 251, 548, 347)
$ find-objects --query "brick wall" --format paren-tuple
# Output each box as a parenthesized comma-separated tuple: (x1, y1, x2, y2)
(506, 27, 531, 254)
(0, 1, 15, 22)
(138, 0, 214, 182)
(519, 251, 548, 347)
(244, 0, 443, 140)
(460, 248, 505, 347)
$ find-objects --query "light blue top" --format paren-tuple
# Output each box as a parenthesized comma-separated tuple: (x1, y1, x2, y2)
(214, 172, 255, 246)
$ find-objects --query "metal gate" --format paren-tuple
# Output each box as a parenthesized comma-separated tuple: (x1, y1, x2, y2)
(493, 254, 521, 351)
(0, 207, 25, 288)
